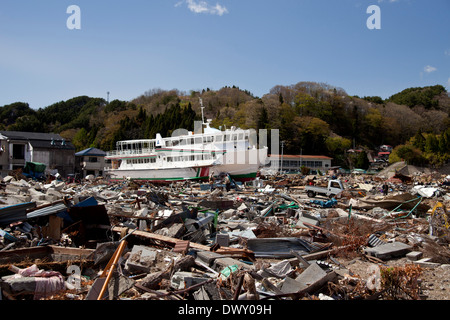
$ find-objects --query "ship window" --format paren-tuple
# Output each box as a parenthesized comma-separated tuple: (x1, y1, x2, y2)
(195, 137, 202, 144)
(238, 133, 244, 140)
(232, 134, 238, 141)
(215, 135, 222, 142)
(224, 134, 230, 142)
(165, 140, 172, 147)
(180, 139, 186, 146)
(172, 140, 180, 146)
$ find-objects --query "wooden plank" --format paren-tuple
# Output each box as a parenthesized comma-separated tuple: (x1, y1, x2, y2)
(112, 226, 210, 251)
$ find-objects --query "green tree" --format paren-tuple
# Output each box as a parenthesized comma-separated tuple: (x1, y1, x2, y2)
(390, 144, 427, 166)
(257, 106, 270, 131)
(424, 133, 439, 154)
(438, 128, 450, 155)
(72, 128, 89, 151)
(325, 136, 352, 167)
(387, 85, 446, 109)
(354, 151, 370, 170)
(412, 129, 426, 151)
(294, 116, 330, 155)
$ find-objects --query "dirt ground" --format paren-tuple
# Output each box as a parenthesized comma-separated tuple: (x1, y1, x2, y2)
(339, 256, 450, 300)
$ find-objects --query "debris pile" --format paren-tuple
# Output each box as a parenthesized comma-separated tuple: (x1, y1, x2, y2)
(0, 169, 449, 301)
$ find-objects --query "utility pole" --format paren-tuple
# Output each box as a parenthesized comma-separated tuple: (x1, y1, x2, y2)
(300, 147, 303, 172)
(107, 91, 110, 104)
(280, 141, 285, 174)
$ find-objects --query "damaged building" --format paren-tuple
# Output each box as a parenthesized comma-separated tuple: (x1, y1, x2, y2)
(0, 131, 75, 178)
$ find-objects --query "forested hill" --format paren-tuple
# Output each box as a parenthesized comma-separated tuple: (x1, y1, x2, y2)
(1, 82, 449, 168)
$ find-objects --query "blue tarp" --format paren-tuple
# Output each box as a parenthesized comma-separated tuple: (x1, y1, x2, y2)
(57, 196, 99, 224)
(310, 198, 337, 208)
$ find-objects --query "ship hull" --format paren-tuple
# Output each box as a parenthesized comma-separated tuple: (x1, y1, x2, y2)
(106, 164, 259, 183)
(106, 166, 211, 182)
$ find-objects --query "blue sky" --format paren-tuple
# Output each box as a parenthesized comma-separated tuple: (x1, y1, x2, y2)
(0, 0, 449, 109)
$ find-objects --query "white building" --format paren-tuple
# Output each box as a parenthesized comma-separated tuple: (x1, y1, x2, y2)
(265, 154, 333, 173)
(75, 147, 109, 178)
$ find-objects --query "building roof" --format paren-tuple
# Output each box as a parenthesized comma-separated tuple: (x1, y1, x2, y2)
(75, 147, 106, 157)
(268, 154, 333, 160)
(0, 131, 75, 150)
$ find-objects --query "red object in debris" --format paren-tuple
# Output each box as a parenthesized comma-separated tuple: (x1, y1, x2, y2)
(173, 240, 190, 254)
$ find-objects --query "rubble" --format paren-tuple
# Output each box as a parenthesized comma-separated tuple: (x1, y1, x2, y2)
(0, 167, 449, 302)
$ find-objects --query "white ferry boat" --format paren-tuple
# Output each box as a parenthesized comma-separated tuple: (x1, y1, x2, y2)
(105, 118, 268, 183)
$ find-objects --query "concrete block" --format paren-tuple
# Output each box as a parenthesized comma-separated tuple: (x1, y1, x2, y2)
(414, 258, 441, 268)
(46, 188, 63, 199)
(2, 176, 14, 183)
(29, 188, 46, 200)
(221, 209, 236, 219)
(1, 276, 36, 294)
(170, 271, 210, 290)
(125, 245, 157, 273)
(406, 251, 423, 261)
(296, 216, 319, 228)
(280, 262, 337, 295)
(213, 257, 253, 272)
(364, 241, 412, 260)
(10, 195, 32, 203)
(280, 276, 305, 294)
(295, 262, 327, 289)
(215, 233, 230, 247)
(195, 251, 223, 266)
(5, 184, 26, 195)
(154, 223, 185, 238)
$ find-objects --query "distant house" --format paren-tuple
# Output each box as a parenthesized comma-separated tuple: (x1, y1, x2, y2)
(75, 147, 109, 178)
(379, 145, 393, 152)
(0, 131, 75, 178)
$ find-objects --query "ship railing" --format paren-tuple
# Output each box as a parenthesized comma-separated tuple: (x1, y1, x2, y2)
(106, 148, 154, 157)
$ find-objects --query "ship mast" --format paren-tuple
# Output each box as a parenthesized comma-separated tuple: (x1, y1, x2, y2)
(199, 98, 206, 125)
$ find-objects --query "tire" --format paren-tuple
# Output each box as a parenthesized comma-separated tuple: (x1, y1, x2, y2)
(307, 191, 316, 198)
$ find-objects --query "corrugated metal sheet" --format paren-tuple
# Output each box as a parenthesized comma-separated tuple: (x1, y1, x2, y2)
(247, 237, 314, 259)
(0, 202, 36, 226)
(26, 202, 68, 219)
